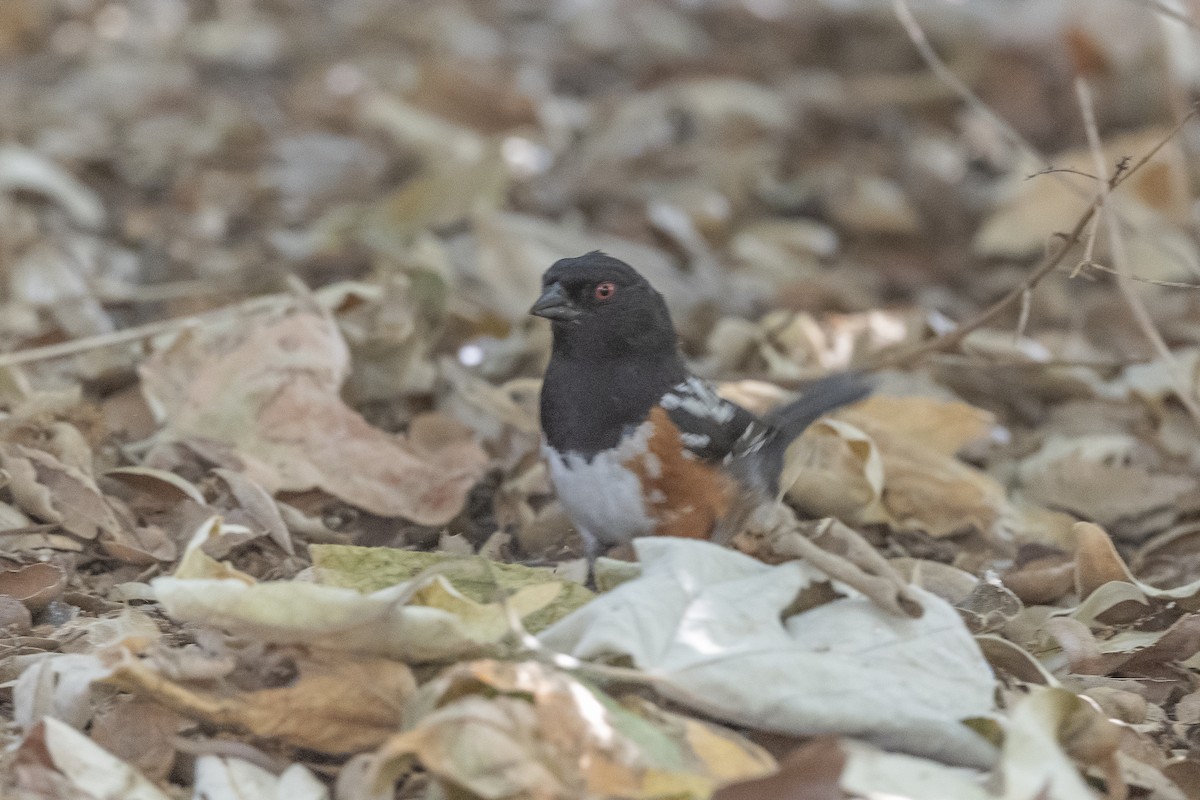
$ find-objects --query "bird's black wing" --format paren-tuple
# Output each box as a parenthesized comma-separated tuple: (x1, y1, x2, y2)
(658, 377, 764, 463)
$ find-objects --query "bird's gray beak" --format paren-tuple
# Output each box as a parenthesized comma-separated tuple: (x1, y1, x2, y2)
(530, 282, 583, 322)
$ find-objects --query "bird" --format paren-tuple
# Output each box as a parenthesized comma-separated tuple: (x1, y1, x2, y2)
(530, 251, 871, 557)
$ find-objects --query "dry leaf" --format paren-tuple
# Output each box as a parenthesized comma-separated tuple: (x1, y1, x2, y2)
(88, 695, 183, 782)
(13, 717, 171, 800)
(102, 652, 414, 754)
(1018, 436, 1195, 541)
(154, 518, 566, 660)
(0, 444, 123, 540)
(1001, 687, 1122, 800)
(842, 395, 1001, 457)
(786, 414, 1012, 539)
(1072, 522, 1200, 615)
(367, 659, 776, 800)
(139, 307, 486, 525)
(212, 468, 294, 555)
(0, 562, 66, 611)
(539, 538, 997, 766)
(193, 757, 329, 800)
(713, 738, 846, 800)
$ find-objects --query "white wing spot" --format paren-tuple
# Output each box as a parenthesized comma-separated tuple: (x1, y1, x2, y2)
(668, 378, 736, 424)
(680, 432, 711, 449)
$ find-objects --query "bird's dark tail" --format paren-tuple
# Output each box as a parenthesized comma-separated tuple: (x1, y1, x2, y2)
(755, 371, 874, 494)
(764, 371, 874, 438)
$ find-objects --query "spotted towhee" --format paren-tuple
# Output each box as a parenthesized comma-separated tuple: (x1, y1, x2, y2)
(531, 251, 871, 557)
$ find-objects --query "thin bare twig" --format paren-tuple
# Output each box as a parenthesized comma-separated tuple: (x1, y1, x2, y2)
(0, 292, 289, 369)
(887, 0, 1200, 367)
(929, 353, 1149, 370)
(865, 106, 1199, 370)
(1074, 260, 1200, 288)
(891, 0, 1049, 171)
(97, 279, 239, 305)
(1030, 167, 1102, 182)
(864, 201, 1094, 369)
(1077, 79, 1200, 425)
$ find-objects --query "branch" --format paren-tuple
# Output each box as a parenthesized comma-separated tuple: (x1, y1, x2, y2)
(864, 107, 1198, 371)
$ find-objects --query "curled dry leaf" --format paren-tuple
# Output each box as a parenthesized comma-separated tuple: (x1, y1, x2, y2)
(139, 307, 486, 525)
(1001, 548, 1076, 605)
(104, 466, 206, 505)
(13, 717, 171, 800)
(88, 695, 183, 783)
(367, 659, 776, 800)
(785, 414, 1012, 540)
(784, 418, 886, 523)
(211, 468, 293, 555)
(101, 652, 415, 755)
(0, 562, 65, 611)
(1076, 522, 1137, 600)
(310, 544, 594, 633)
(193, 757, 329, 800)
(1074, 522, 1200, 615)
(0, 444, 121, 540)
(843, 395, 1002, 457)
(713, 738, 847, 800)
(0, 144, 106, 229)
(1001, 687, 1124, 800)
(974, 635, 1058, 686)
(154, 518, 565, 660)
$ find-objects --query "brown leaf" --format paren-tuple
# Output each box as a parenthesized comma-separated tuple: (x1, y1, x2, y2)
(139, 308, 486, 525)
(1044, 617, 1112, 675)
(1002, 549, 1076, 605)
(0, 445, 124, 541)
(1020, 443, 1195, 542)
(713, 738, 846, 800)
(842, 395, 999, 457)
(1075, 522, 1136, 600)
(1117, 615, 1200, 680)
(0, 562, 65, 611)
(211, 468, 293, 555)
(368, 659, 776, 800)
(88, 695, 183, 782)
(102, 652, 415, 754)
(787, 415, 1011, 540)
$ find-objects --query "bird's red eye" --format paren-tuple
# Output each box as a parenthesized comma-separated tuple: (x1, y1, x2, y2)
(594, 281, 616, 301)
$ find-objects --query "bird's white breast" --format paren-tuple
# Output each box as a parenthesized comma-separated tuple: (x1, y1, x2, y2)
(543, 422, 657, 552)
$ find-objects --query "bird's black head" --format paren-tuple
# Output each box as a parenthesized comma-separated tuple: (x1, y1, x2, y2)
(530, 252, 678, 360)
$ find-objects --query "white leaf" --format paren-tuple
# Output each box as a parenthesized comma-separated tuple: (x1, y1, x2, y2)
(539, 538, 997, 767)
(36, 716, 171, 800)
(193, 756, 329, 800)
